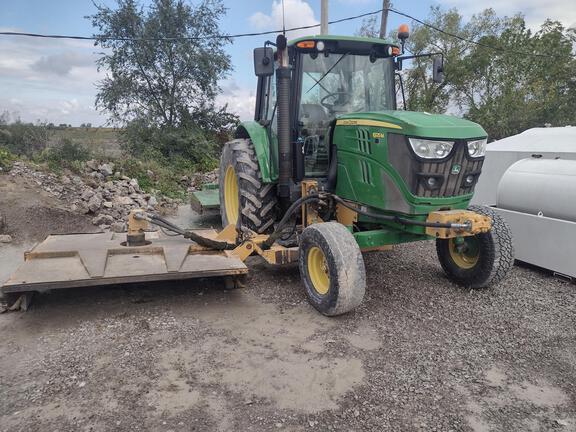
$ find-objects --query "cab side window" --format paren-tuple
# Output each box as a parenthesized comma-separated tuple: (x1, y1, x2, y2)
(256, 69, 277, 128)
(266, 70, 277, 133)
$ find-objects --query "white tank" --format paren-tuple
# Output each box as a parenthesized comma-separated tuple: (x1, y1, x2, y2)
(497, 158, 576, 222)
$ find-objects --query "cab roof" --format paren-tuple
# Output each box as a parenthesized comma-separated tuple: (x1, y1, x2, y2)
(289, 34, 400, 49)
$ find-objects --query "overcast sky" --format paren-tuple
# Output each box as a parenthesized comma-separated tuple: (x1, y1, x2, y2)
(1, 0, 574, 126)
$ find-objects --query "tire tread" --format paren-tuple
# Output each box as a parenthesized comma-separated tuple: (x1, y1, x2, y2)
(436, 205, 514, 288)
(299, 222, 366, 316)
(219, 139, 277, 233)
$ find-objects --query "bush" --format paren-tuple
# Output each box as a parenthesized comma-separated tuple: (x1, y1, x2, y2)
(121, 121, 219, 172)
(0, 122, 51, 156)
(113, 150, 199, 199)
(37, 138, 92, 172)
(0, 147, 16, 171)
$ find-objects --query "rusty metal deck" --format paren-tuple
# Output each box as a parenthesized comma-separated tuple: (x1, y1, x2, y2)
(2, 230, 248, 294)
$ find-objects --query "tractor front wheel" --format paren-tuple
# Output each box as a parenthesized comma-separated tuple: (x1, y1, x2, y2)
(436, 205, 514, 288)
(299, 222, 366, 316)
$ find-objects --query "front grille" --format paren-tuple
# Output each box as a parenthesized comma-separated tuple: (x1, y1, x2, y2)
(387, 134, 484, 198)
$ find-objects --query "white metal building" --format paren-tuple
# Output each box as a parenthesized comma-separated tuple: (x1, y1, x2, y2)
(472, 126, 576, 278)
(473, 126, 576, 206)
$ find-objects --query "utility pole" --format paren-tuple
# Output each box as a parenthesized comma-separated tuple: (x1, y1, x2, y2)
(321, 0, 329, 35)
(379, 0, 390, 38)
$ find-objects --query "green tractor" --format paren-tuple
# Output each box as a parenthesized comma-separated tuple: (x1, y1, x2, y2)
(212, 32, 514, 316)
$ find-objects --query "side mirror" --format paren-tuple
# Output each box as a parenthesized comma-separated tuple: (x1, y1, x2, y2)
(254, 47, 274, 77)
(433, 57, 444, 83)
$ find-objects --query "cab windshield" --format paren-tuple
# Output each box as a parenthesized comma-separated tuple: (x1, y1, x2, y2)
(298, 52, 395, 176)
(300, 53, 395, 114)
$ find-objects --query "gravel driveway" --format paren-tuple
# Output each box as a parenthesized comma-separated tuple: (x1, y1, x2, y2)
(1, 237, 575, 431)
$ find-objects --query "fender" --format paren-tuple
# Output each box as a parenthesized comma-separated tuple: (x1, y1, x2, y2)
(235, 121, 278, 183)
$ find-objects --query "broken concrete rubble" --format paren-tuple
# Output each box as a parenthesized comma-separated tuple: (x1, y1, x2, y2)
(98, 163, 114, 177)
(92, 214, 115, 226)
(7, 161, 180, 231)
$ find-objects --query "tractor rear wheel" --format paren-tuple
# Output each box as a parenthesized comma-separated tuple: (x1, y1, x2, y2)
(219, 139, 277, 233)
(436, 205, 514, 288)
(299, 222, 366, 316)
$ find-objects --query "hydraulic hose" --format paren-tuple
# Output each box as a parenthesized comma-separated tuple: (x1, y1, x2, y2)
(263, 193, 470, 250)
(261, 194, 322, 249)
(331, 195, 471, 231)
(138, 191, 470, 253)
(183, 230, 236, 251)
(143, 213, 237, 250)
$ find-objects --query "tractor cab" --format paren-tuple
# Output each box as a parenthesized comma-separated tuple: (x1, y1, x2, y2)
(254, 36, 400, 178)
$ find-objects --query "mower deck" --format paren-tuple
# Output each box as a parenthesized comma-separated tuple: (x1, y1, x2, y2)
(2, 230, 248, 295)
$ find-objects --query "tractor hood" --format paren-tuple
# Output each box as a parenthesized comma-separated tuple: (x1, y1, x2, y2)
(336, 111, 487, 140)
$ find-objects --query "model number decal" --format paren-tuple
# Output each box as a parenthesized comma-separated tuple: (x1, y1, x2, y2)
(335, 119, 402, 129)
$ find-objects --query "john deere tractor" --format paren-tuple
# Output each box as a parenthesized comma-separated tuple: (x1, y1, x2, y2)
(216, 31, 514, 316)
(2, 31, 515, 313)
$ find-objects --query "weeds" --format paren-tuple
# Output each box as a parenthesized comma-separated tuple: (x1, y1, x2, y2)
(0, 147, 16, 171)
(36, 138, 92, 173)
(0, 119, 220, 199)
(114, 148, 213, 199)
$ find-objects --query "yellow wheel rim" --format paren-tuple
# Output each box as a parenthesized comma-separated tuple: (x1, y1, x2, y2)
(224, 165, 239, 224)
(307, 246, 330, 295)
(449, 237, 480, 269)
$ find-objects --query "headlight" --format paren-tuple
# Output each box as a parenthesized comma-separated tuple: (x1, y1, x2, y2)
(408, 138, 454, 159)
(467, 138, 487, 157)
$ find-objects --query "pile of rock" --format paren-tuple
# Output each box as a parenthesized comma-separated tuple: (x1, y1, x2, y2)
(188, 169, 218, 192)
(8, 161, 180, 231)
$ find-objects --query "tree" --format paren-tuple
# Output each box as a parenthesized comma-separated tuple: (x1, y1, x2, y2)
(357, 7, 576, 139)
(399, 7, 508, 114)
(89, 0, 233, 129)
(458, 19, 576, 139)
(0, 111, 9, 126)
(357, 14, 379, 39)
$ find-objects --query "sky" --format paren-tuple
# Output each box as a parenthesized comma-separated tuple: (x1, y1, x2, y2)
(1, 0, 574, 126)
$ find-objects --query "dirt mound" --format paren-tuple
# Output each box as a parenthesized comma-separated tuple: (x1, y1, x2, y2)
(0, 173, 96, 243)
(17, 205, 99, 239)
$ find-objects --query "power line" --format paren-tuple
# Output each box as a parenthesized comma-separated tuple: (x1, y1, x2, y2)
(0, 7, 572, 59)
(0, 9, 384, 41)
(389, 8, 574, 59)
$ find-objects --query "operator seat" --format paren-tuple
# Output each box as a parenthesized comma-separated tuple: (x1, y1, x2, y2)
(300, 103, 329, 125)
(300, 103, 330, 138)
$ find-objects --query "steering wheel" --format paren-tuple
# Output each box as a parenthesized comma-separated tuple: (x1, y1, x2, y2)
(320, 91, 352, 110)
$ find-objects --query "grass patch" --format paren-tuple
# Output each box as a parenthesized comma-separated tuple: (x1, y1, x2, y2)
(114, 149, 217, 199)
(0, 147, 16, 171)
(49, 127, 121, 158)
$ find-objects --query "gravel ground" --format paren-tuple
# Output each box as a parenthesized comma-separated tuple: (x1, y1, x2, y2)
(1, 172, 575, 431)
(1, 237, 575, 431)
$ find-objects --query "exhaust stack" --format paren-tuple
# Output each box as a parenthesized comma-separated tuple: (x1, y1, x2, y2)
(276, 34, 292, 199)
